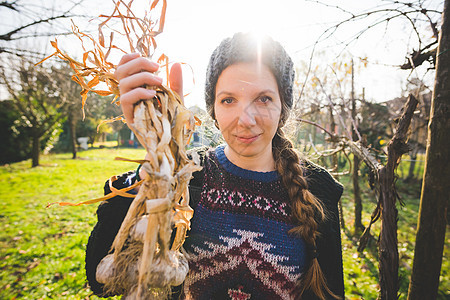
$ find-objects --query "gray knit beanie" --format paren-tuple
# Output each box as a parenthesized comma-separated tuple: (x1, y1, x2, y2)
(205, 32, 295, 120)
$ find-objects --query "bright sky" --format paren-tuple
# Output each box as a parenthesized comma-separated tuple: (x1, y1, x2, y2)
(2, 0, 444, 108)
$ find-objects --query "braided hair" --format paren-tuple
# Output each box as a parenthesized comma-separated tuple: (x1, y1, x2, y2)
(205, 32, 339, 299)
(273, 101, 338, 299)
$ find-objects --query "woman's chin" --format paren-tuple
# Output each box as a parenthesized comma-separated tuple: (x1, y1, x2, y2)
(226, 143, 265, 159)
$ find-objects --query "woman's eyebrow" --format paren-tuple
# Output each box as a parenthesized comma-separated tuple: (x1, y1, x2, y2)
(216, 88, 277, 99)
(255, 89, 278, 96)
(216, 90, 234, 98)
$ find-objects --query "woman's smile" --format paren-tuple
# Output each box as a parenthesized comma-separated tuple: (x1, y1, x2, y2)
(235, 133, 261, 143)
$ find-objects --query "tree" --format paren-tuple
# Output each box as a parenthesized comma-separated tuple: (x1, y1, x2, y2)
(408, 0, 450, 298)
(53, 63, 83, 158)
(0, 100, 33, 164)
(302, 1, 445, 298)
(296, 54, 371, 235)
(0, 59, 75, 166)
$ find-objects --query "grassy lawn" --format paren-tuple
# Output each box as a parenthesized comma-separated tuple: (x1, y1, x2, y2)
(0, 147, 145, 299)
(0, 148, 448, 299)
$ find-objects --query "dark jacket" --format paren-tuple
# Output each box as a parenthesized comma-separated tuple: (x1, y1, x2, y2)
(85, 153, 344, 299)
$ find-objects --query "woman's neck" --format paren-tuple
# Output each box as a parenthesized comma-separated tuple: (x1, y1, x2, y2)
(223, 144, 276, 172)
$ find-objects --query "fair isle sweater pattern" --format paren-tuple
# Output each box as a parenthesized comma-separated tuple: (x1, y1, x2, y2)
(183, 145, 307, 299)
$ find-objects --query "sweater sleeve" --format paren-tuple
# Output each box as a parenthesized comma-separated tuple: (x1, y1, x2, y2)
(85, 171, 135, 297)
(304, 162, 345, 299)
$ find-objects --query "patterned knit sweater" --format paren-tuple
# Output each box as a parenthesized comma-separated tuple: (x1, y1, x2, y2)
(85, 145, 344, 299)
(183, 145, 307, 299)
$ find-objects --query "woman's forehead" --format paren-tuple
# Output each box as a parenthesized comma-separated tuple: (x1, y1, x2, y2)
(216, 62, 278, 92)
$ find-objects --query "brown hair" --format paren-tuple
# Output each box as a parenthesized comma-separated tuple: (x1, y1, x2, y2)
(273, 102, 340, 300)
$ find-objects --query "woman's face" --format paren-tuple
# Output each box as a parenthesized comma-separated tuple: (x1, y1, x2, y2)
(214, 62, 282, 162)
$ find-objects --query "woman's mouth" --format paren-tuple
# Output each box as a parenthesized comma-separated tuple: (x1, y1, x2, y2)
(236, 134, 260, 144)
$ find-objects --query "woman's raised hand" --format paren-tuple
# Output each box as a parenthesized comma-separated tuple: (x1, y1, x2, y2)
(114, 53, 184, 181)
(114, 53, 184, 126)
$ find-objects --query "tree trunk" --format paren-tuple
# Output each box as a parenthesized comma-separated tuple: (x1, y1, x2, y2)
(31, 133, 40, 167)
(351, 59, 364, 234)
(378, 95, 418, 300)
(68, 109, 77, 159)
(408, 1, 450, 298)
(353, 155, 363, 233)
(329, 106, 337, 169)
(117, 131, 121, 148)
(378, 166, 399, 300)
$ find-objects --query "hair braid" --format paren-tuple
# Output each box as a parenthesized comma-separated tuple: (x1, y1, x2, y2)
(272, 129, 340, 300)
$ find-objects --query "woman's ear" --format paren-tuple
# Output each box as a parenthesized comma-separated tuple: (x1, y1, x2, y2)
(278, 115, 286, 128)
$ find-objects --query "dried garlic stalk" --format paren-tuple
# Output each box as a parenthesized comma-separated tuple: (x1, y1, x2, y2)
(39, 1, 202, 298)
(98, 86, 201, 298)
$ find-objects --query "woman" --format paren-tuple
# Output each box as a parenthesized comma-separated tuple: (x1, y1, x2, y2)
(86, 33, 344, 299)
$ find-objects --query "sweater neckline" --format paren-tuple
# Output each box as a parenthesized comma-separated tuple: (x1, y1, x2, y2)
(214, 145, 280, 183)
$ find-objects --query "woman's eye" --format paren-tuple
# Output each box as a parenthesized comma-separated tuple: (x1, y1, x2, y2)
(258, 96, 272, 104)
(221, 98, 234, 104)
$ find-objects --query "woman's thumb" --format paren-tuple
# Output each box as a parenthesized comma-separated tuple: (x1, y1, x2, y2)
(169, 63, 183, 102)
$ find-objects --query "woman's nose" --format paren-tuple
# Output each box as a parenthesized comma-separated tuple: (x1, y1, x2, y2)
(237, 103, 257, 127)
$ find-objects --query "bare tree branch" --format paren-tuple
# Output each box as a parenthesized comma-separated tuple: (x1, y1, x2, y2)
(1, 14, 73, 41)
(297, 118, 335, 138)
(0, 1, 19, 11)
(305, 0, 443, 69)
(0, 0, 88, 58)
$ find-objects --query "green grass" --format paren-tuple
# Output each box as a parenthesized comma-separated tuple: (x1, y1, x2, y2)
(0, 147, 145, 299)
(0, 148, 448, 299)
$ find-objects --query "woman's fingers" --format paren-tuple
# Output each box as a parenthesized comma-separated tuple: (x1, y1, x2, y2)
(119, 72, 163, 96)
(117, 52, 140, 67)
(115, 55, 185, 125)
(120, 88, 156, 124)
(119, 72, 162, 124)
(115, 54, 160, 80)
(115, 54, 162, 125)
